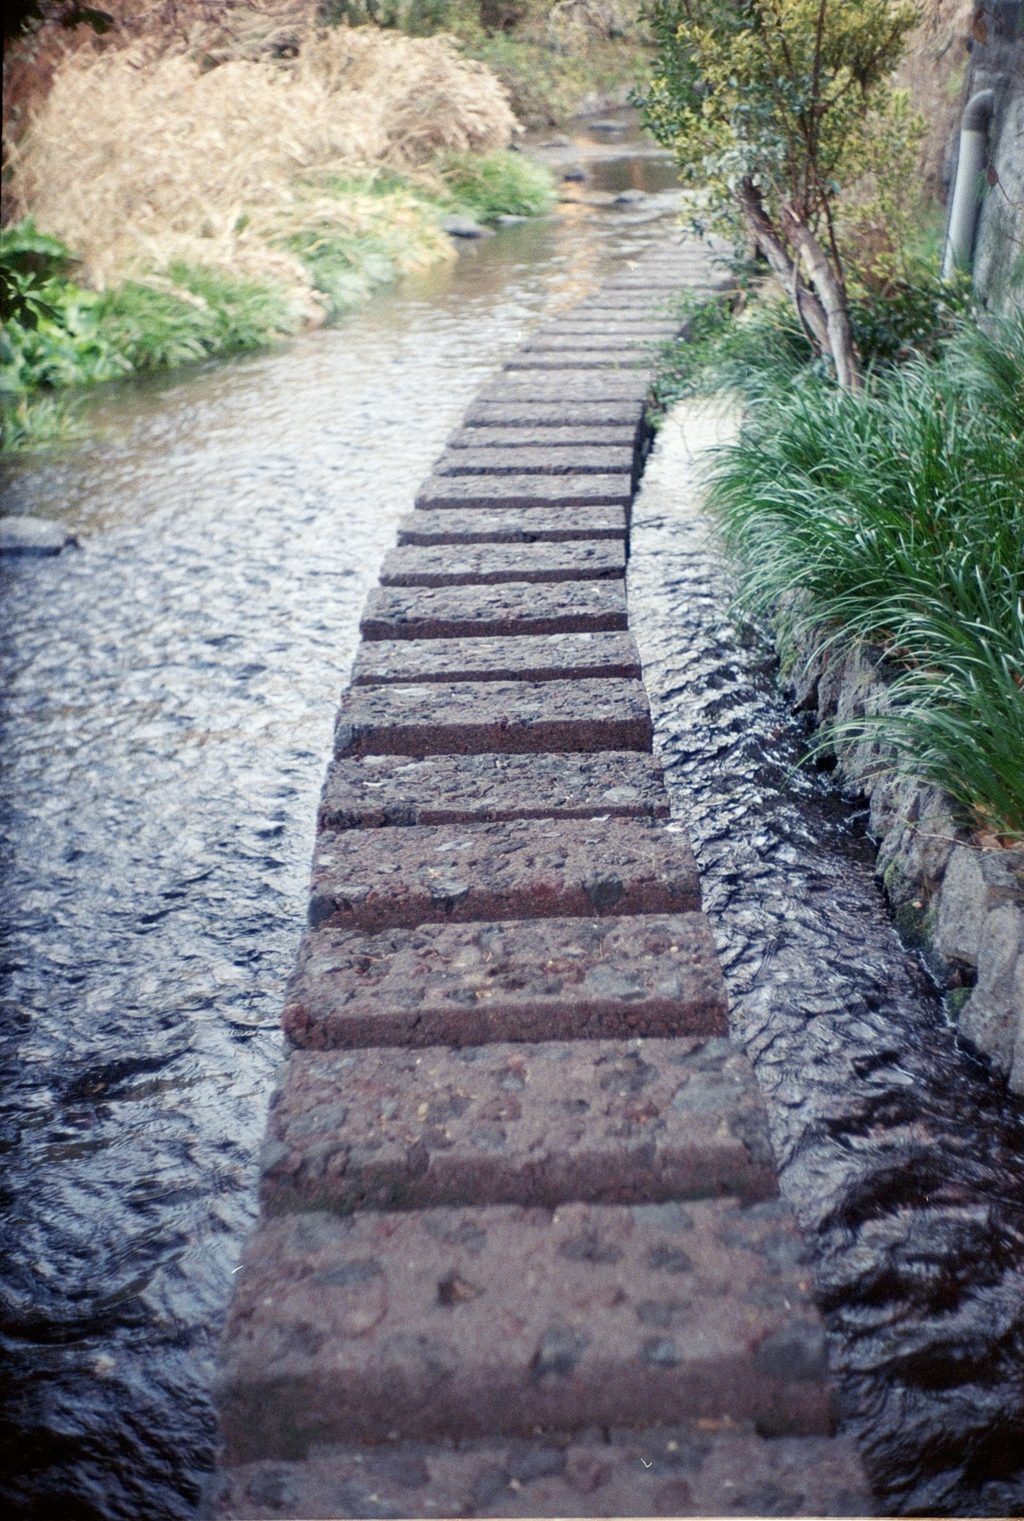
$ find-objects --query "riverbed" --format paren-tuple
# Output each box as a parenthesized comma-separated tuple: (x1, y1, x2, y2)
(2, 133, 1022, 1519)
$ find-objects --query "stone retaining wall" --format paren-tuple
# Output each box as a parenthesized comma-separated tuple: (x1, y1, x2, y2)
(207, 242, 872, 1518)
(784, 639, 1024, 1094)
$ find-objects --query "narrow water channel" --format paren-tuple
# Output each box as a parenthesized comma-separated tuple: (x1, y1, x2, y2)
(2, 131, 1022, 1519)
(0, 134, 691, 1521)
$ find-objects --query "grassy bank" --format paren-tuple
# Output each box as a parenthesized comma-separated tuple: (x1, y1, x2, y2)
(655, 290, 1024, 843)
(1, 19, 557, 450)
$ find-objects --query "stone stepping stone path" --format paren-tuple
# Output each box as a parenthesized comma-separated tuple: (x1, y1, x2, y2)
(211, 240, 871, 1517)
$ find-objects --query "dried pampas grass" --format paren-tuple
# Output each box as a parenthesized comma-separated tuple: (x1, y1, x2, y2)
(7, 23, 517, 292)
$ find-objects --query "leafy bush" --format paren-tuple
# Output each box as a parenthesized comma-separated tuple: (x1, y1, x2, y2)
(0, 393, 87, 453)
(702, 311, 1024, 840)
(1, 220, 304, 420)
(437, 148, 554, 223)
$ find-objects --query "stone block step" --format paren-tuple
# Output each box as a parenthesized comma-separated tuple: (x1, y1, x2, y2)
(415, 474, 633, 512)
(478, 373, 651, 404)
(378, 542, 625, 588)
(316, 752, 670, 831)
(360, 581, 628, 641)
(567, 295, 673, 313)
(528, 327, 678, 345)
(260, 1035, 777, 1216)
(433, 446, 635, 475)
(445, 424, 639, 449)
(351, 632, 641, 687)
(463, 401, 645, 428)
(283, 913, 727, 1050)
(504, 353, 652, 371)
(216, 1196, 831, 1457)
(397, 506, 628, 546)
(214, 1425, 871, 1519)
(333, 677, 652, 758)
(307, 817, 700, 931)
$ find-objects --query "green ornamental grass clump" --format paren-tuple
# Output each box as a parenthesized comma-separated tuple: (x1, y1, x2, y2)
(683, 303, 1024, 841)
(438, 149, 555, 224)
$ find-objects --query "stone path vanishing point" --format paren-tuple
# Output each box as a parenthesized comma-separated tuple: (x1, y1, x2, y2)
(211, 239, 873, 1519)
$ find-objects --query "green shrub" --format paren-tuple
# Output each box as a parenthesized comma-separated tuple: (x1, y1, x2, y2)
(1, 218, 302, 424)
(0, 393, 87, 453)
(702, 310, 1024, 840)
(437, 149, 554, 224)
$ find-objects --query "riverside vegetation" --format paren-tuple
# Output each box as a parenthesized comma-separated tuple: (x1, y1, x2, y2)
(642, 1, 1022, 862)
(2, 10, 564, 449)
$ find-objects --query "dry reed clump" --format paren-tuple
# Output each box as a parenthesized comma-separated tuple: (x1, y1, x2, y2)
(6, 22, 517, 296)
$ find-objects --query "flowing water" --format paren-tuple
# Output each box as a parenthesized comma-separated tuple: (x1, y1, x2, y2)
(2, 128, 1022, 1519)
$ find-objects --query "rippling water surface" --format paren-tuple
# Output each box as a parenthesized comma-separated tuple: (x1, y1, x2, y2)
(0, 147, 691, 1520)
(3, 136, 1022, 1519)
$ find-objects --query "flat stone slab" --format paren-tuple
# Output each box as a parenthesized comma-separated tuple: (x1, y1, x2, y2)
(396, 506, 627, 546)
(379, 542, 624, 588)
(463, 402, 646, 428)
(214, 1426, 871, 1519)
(415, 475, 633, 511)
(216, 1196, 831, 1456)
(568, 295, 675, 313)
(316, 752, 670, 831)
(261, 1035, 777, 1215)
(0, 516, 76, 556)
(504, 353, 653, 371)
(307, 817, 700, 931)
(360, 582, 628, 641)
(282, 913, 727, 1050)
(445, 425, 639, 450)
(478, 374, 651, 404)
(333, 678, 652, 757)
(433, 446, 635, 476)
(351, 632, 642, 687)
(539, 320, 681, 335)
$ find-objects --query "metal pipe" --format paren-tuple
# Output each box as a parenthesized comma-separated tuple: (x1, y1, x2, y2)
(943, 89, 996, 277)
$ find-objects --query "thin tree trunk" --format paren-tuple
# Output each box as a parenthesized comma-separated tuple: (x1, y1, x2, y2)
(738, 176, 831, 355)
(782, 207, 862, 390)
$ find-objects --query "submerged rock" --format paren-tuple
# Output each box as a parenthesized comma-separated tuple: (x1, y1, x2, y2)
(0, 516, 77, 557)
(441, 215, 495, 239)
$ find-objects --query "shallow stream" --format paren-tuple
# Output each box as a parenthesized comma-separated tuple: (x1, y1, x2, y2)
(2, 127, 1022, 1519)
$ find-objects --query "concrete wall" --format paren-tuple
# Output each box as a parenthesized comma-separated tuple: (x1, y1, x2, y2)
(965, 1, 1024, 312)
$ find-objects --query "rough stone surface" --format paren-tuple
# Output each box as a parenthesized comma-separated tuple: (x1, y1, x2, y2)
(415, 475, 633, 512)
(213, 1426, 870, 1519)
(445, 425, 640, 450)
(316, 752, 670, 831)
(360, 581, 628, 641)
(432, 447, 635, 476)
(504, 353, 653, 371)
(1011, 963, 1024, 1095)
(934, 846, 1024, 967)
(350, 632, 642, 687)
(958, 904, 1024, 1075)
(216, 1197, 831, 1457)
(396, 506, 628, 546)
(570, 294, 678, 312)
(462, 402, 646, 428)
(333, 678, 652, 758)
(526, 329, 678, 347)
(307, 817, 700, 931)
(477, 373, 651, 404)
(283, 913, 728, 1050)
(260, 1035, 778, 1214)
(0, 516, 76, 556)
(379, 541, 625, 588)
